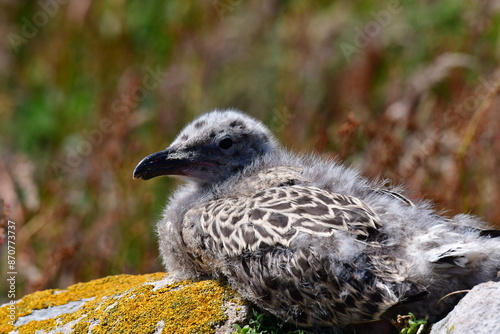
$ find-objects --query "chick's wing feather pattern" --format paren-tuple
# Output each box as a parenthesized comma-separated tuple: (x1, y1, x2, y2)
(199, 185, 383, 257)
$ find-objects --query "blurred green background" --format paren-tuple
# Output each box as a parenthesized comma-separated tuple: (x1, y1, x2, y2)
(0, 0, 499, 300)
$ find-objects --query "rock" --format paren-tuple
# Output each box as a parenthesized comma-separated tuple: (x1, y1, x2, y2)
(430, 281, 500, 334)
(0, 273, 249, 334)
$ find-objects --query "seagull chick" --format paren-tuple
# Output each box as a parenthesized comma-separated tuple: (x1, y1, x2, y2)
(133, 110, 500, 330)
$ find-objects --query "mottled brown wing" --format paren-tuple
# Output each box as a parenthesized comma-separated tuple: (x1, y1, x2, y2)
(200, 185, 383, 257)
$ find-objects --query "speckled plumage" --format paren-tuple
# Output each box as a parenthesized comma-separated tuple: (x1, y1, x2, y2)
(133, 110, 500, 330)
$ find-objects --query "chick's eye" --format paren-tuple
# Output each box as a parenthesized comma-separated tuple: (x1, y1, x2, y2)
(218, 137, 234, 150)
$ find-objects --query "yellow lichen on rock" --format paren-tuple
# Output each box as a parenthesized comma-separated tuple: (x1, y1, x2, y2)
(0, 273, 247, 334)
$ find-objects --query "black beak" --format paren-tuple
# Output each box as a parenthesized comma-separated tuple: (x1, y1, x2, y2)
(133, 147, 218, 180)
(133, 148, 189, 180)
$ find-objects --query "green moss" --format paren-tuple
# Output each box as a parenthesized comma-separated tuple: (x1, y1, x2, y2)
(0, 273, 241, 334)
